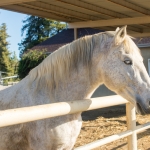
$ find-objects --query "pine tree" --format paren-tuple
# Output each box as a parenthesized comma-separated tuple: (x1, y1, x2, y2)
(0, 23, 12, 74)
(19, 16, 66, 57)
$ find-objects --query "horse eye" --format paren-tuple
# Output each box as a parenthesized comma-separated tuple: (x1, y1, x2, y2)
(124, 60, 132, 65)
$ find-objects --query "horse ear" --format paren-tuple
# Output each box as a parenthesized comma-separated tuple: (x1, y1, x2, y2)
(114, 25, 127, 45)
(115, 27, 120, 32)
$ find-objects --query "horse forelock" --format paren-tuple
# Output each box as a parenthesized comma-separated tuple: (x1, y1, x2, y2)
(28, 32, 113, 90)
(123, 36, 141, 56)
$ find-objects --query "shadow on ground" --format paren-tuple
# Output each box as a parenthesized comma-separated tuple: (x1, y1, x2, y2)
(82, 105, 126, 121)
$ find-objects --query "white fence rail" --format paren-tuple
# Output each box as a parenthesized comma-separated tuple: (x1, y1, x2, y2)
(0, 95, 149, 150)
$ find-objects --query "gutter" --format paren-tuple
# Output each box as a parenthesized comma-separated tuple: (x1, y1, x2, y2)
(137, 43, 150, 48)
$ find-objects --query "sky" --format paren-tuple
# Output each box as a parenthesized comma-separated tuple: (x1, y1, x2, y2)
(0, 9, 27, 58)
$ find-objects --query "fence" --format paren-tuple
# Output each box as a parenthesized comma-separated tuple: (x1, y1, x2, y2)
(0, 95, 150, 150)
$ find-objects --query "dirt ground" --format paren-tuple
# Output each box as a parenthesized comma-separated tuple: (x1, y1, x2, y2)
(75, 105, 150, 150)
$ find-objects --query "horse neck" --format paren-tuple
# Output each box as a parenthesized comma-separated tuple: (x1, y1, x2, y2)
(53, 55, 104, 103)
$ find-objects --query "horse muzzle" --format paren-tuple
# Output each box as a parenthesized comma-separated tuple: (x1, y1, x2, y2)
(136, 97, 150, 115)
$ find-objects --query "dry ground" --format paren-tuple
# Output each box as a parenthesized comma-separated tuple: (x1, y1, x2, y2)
(75, 105, 150, 150)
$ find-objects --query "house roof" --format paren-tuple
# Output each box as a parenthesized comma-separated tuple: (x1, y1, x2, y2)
(32, 28, 103, 53)
(134, 37, 150, 48)
(31, 28, 150, 53)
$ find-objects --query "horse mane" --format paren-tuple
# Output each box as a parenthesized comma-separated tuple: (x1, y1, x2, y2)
(28, 31, 115, 90)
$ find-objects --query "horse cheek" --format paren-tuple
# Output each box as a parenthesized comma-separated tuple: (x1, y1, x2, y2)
(103, 61, 126, 92)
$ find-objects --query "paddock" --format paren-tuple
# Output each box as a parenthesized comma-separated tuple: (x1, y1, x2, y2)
(76, 105, 150, 149)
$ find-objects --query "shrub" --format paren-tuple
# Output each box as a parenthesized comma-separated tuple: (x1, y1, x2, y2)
(18, 50, 48, 79)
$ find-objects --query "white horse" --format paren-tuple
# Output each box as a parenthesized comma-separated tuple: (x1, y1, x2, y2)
(0, 26, 150, 150)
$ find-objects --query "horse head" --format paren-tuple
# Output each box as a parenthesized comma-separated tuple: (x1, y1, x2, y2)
(101, 26, 150, 114)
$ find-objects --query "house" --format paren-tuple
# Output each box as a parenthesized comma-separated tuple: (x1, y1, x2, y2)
(32, 28, 150, 98)
(32, 28, 103, 54)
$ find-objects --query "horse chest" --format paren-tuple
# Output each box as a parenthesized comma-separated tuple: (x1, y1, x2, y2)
(47, 114, 82, 150)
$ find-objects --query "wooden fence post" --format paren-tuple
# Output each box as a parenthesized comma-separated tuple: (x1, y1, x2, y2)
(126, 103, 137, 150)
(74, 28, 77, 40)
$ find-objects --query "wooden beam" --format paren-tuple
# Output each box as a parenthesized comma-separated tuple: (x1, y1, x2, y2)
(96, 26, 115, 31)
(107, 0, 150, 28)
(53, 0, 146, 32)
(55, 0, 127, 18)
(129, 32, 150, 38)
(74, 28, 77, 40)
(0, 0, 36, 6)
(124, 26, 142, 33)
(108, 0, 150, 15)
(68, 16, 150, 29)
(142, 28, 150, 33)
(2, 4, 74, 22)
(22, 1, 101, 21)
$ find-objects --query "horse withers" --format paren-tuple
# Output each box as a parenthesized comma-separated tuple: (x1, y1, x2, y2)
(0, 26, 150, 150)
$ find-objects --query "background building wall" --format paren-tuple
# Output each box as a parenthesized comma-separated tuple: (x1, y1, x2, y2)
(141, 47, 150, 72)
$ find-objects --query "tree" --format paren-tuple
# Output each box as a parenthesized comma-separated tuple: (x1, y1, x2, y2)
(10, 51, 18, 74)
(18, 50, 47, 79)
(19, 16, 66, 56)
(0, 23, 12, 74)
(50, 21, 67, 35)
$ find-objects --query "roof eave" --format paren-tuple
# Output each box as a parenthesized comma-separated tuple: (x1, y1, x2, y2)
(137, 43, 150, 48)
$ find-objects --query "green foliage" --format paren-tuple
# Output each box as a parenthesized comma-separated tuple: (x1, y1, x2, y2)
(50, 21, 67, 35)
(10, 51, 18, 75)
(0, 23, 18, 83)
(0, 23, 12, 75)
(19, 16, 66, 57)
(18, 50, 48, 79)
